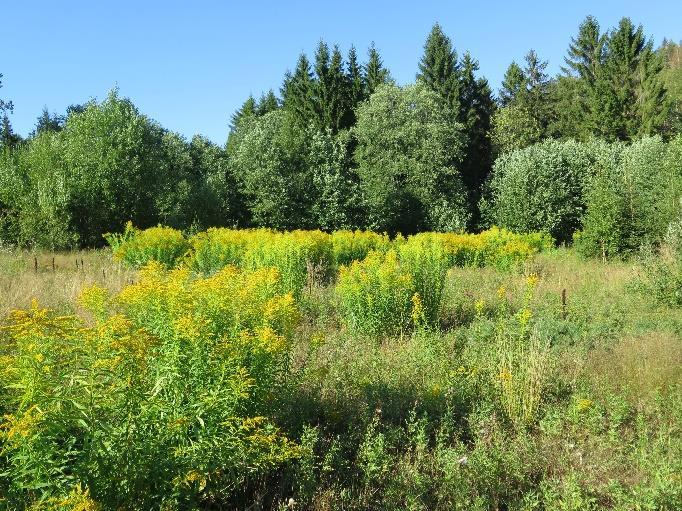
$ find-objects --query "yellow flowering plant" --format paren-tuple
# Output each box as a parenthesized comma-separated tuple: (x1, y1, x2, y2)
(336, 250, 415, 337)
(105, 221, 191, 269)
(0, 261, 301, 509)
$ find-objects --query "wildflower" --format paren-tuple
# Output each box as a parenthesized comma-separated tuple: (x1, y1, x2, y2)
(517, 307, 532, 326)
(526, 272, 539, 288)
(575, 398, 593, 412)
(497, 286, 506, 299)
(474, 299, 485, 317)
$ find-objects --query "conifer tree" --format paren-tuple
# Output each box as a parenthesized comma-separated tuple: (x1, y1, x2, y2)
(499, 62, 526, 106)
(282, 53, 316, 128)
(562, 16, 605, 84)
(229, 95, 256, 132)
(0, 73, 12, 118)
(522, 49, 552, 132)
(417, 23, 460, 113)
(34, 107, 64, 136)
(255, 90, 279, 116)
(591, 18, 668, 140)
(343, 45, 365, 128)
(458, 52, 495, 213)
(364, 43, 391, 96)
(311, 41, 349, 133)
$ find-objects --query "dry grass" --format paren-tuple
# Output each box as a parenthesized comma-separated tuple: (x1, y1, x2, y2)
(0, 249, 135, 317)
(585, 331, 682, 403)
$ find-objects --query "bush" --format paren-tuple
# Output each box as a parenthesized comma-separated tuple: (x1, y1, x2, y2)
(0, 262, 300, 509)
(105, 222, 190, 269)
(336, 250, 416, 336)
(637, 206, 682, 306)
(428, 227, 553, 270)
(242, 230, 334, 298)
(188, 227, 269, 275)
(579, 136, 682, 259)
(482, 139, 595, 243)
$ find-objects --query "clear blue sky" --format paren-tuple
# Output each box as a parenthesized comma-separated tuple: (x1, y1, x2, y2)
(3, 1, 680, 144)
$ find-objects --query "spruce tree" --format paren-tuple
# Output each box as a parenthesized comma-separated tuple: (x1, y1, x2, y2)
(255, 90, 279, 116)
(343, 45, 365, 128)
(282, 53, 316, 128)
(364, 43, 390, 96)
(0, 115, 19, 149)
(591, 18, 667, 140)
(34, 107, 64, 136)
(458, 52, 495, 215)
(562, 16, 605, 83)
(417, 23, 460, 113)
(522, 49, 552, 132)
(229, 95, 256, 132)
(0, 73, 12, 117)
(499, 62, 526, 106)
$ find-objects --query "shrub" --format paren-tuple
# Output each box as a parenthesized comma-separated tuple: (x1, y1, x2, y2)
(482, 139, 595, 243)
(242, 230, 334, 298)
(578, 137, 681, 259)
(105, 222, 190, 268)
(427, 227, 552, 270)
(0, 262, 300, 509)
(637, 204, 682, 306)
(336, 250, 416, 336)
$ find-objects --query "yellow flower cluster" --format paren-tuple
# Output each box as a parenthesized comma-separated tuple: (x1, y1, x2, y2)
(106, 222, 190, 269)
(0, 260, 302, 506)
(336, 250, 415, 336)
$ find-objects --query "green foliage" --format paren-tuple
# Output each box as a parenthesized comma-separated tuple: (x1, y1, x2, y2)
(241, 230, 334, 298)
(483, 139, 593, 243)
(398, 234, 449, 326)
(637, 203, 682, 306)
(578, 136, 682, 258)
(354, 83, 469, 234)
(230, 109, 311, 230)
(308, 128, 361, 231)
(330, 229, 391, 267)
(417, 23, 460, 114)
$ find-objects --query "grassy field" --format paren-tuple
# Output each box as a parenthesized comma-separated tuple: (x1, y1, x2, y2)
(1, 246, 681, 510)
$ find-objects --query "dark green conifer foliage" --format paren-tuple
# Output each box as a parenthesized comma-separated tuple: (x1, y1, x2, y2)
(34, 107, 64, 136)
(591, 18, 667, 140)
(499, 62, 526, 106)
(313, 43, 348, 133)
(282, 53, 316, 128)
(343, 45, 365, 128)
(458, 52, 495, 217)
(229, 95, 256, 132)
(562, 16, 605, 83)
(255, 90, 279, 116)
(522, 49, 552, 132)
(364, 43, 391, 96)
(417, 23, 460, 113)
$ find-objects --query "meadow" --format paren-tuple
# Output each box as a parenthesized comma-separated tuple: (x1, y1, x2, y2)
(0, 227, 680, 510)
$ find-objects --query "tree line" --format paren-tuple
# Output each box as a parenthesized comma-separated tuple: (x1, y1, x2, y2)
(0, 16, 681, 250)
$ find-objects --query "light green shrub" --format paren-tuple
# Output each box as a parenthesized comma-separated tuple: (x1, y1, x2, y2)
(482, 139, 594, 243)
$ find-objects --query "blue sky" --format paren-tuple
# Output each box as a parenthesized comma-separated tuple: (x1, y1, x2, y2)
(3, 1, 680, 144)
